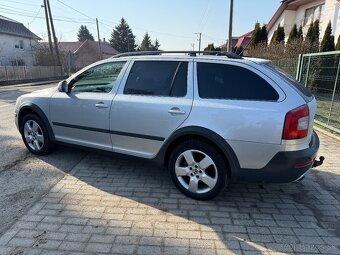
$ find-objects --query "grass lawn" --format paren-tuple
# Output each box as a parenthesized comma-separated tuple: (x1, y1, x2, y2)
(314, 92, 340, 131)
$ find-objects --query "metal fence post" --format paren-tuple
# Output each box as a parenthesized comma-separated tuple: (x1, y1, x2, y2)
(4, 66, 8, 81)
(296, 54, 302, 81)
(327, 58, 340, 126)
(304, 56, 311, 87)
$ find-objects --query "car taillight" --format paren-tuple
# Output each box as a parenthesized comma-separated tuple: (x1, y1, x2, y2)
(282, 104, 309, 140)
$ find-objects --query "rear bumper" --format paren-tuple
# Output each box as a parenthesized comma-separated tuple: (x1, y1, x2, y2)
(235, 131, 320, 183)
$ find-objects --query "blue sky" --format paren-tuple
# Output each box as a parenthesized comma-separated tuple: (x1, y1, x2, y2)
(1, 0, 280, 50)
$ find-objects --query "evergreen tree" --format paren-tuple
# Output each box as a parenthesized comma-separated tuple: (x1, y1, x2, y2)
(320, 21, 335, 52)
(139, 33, 152, 51)
(250, 22, 261, 47)
(306, 20, 320, 51)
(204, 43, 215, 51)
(270, 25, 285, 44)
(297, 25, 303, 40)
(259, 25, 268, 45)
(336, 35, 340, 50)
(287, 24, 298, 44)
(305, 22, 314, 42)
(313, 20, 320, 44)
(152, 39, 160, 51)
(306, 20, 320, 43)
(77, 25, 94, 41)
(110, 18, 136, 53)
(138, 34, 160, 51)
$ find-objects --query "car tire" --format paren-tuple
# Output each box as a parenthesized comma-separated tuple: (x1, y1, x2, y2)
(168, 140, 228, 200)
(20, 114, 54, 155)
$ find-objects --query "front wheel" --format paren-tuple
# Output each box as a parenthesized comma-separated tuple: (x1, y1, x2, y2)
(168, 140, 228, 200)
(20, 114, 54, 155)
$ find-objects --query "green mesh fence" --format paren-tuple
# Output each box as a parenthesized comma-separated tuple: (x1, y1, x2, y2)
(272, 58, 298, 78)
(297, 51, 340, 133)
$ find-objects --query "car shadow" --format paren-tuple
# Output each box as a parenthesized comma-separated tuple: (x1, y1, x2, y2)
(17, 148, 340, 255)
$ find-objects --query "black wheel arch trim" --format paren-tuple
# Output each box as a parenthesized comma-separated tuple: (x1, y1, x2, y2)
(18, 103, 55, 141)
(155, 126, 240, 177)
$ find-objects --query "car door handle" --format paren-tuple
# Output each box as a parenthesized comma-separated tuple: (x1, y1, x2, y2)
(95, 102, 108, 108)
(168, 107, 186, 115)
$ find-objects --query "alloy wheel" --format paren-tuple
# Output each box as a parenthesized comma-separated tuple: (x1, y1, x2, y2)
(23, 120, 44, 151)
(175, 149, 218, 194)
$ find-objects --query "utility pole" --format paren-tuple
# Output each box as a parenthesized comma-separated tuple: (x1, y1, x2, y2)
(195, 33, 202, 52)
(46, 0, 61, 66)
(190, 43, 195, 51)
(228, 0, 234, 52)
(96, 18, 103, 59)
(43, 0, 53, 55)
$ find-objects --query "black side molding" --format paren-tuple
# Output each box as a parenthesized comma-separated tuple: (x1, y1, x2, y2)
(52, 122, 165, 141)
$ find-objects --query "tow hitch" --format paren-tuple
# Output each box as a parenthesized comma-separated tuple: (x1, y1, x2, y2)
(313, 156, 325, 168)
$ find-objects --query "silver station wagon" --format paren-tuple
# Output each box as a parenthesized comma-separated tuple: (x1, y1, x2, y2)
(15, 51, 324, 200)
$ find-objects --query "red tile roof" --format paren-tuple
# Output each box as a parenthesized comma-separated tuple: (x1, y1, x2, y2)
(58, 41, 84, 53)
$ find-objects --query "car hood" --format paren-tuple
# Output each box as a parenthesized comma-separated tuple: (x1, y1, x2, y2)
(15, 86, 57, 111)
(29, 87, 57, 96)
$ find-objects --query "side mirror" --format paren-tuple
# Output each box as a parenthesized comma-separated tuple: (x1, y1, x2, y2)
(57, 80, 70, 93)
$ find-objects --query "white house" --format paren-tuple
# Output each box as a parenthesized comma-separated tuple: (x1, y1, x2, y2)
(267, 0, 340, 44)
(0, 15, 41, 66)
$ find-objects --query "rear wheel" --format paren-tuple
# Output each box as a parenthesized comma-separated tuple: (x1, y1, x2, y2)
(21, 114, 54, 155)
(169, 140, 228, 200)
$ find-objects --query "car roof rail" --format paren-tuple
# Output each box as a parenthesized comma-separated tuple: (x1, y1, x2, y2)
(111, 51, 243, 59)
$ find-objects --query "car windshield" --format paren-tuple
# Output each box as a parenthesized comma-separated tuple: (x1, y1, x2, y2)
(262, 63, 313, 101)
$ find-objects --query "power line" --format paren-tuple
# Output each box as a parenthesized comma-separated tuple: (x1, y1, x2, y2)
(56, 0, 94, 20)
(28, 6, 42, 25)
(99, 19, 195, 40)
(1, 0, 40, 7)
(202, 33, 226, 42)
(20, 0, 196, 43)
(0, 7, 94, 24)
(198, 0, 213, 31)
(52, 1, 196, 41)
(0, 3, 92, 21)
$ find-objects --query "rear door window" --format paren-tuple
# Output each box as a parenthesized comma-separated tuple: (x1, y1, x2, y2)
(197, 62, 279, 101)
(124, 61, 188, 97)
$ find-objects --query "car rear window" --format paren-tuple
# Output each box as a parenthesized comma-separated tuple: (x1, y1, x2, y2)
(263, 63, 313, 101)
(197, 62, 279, 101)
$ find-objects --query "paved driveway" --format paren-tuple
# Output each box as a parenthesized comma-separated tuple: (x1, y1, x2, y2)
(0, 130, 339, 255)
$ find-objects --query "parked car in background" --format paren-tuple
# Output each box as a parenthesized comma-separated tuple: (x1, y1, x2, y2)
(15, 51, 323, 200)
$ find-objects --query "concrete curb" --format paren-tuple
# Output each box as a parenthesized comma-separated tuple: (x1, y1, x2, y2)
(314, 125, 340, 142)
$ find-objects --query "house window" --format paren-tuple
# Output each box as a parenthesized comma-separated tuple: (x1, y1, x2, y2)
(19, 40, 24, 49)
(304, 4, 325, 26)
(15, 40, 24, 49)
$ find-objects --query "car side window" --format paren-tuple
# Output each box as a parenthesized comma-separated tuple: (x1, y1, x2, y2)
(71, 61, 126, 93)
(197, 62, 279, 101)
(124, 61, 188, 97)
